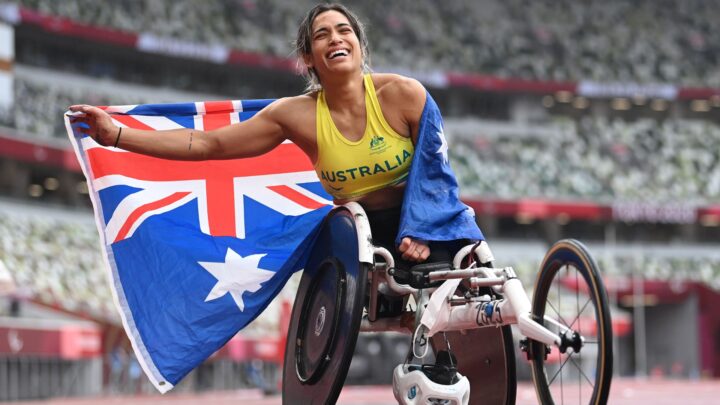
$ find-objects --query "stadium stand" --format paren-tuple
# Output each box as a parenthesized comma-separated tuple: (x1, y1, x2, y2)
(13, 0, 720, 86)
(0, 199, 113, 319)
(0, 65, 221, 140)
(449, 116, 720, 203)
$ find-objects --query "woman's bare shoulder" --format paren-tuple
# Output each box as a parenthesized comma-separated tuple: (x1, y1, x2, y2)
(262, 93, 317, 143)
(372, 73, 426, 106)
(270, 93, 316, 112)
(264, 93, 316, 122)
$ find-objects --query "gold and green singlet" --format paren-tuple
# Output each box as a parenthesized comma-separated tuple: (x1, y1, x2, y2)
(314, 74, 415, 199)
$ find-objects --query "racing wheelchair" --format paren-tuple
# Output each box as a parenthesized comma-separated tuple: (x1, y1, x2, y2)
(282, 203, 613, 404)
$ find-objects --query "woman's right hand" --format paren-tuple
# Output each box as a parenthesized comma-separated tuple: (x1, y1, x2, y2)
(68, 104, 120, 147)
(398, 237, 431, 262)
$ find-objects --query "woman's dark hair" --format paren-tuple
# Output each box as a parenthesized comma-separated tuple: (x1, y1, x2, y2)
(295, 3, 371, 91)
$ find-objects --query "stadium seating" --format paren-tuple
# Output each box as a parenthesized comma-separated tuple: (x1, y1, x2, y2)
(17, 0, 720, 86)
(0, 202, 115, 318)
(449, 116, 720, 203)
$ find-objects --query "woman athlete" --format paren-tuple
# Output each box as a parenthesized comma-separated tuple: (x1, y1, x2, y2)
(70, 3, 447, 266)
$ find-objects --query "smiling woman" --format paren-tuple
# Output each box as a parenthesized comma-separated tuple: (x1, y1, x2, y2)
(294, 3, 371, 92)
(69, 2, 447, 264)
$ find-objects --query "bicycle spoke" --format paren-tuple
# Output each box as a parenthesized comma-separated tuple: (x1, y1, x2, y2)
(547, 300, 572, 329)
(567, 297, 592, 332)
(548, 351, 574, 386)
(558, 267, 562, 326)
(560, 266, 565, 405)
(569, 355, 595, 388)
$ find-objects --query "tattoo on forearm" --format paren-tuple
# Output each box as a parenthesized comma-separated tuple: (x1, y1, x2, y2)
(188, 131, 193, 151)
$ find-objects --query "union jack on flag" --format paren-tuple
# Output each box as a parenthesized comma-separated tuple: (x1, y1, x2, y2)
(65, 100, 332, 393)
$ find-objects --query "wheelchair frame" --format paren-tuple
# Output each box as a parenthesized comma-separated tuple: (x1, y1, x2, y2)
(342, 202, 613, 405)
(346, 202, 563, 349)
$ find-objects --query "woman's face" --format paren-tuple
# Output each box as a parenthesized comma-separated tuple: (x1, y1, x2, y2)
(306, 10, 362, 80)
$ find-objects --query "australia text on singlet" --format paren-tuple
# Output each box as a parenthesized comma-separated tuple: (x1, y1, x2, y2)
(314, 74, 414, 200)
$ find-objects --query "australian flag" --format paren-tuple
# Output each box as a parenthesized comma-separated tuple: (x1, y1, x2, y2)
(65, 93, 483, 394)
(66, 100, 333, 393)
(397, 93, 484, 245)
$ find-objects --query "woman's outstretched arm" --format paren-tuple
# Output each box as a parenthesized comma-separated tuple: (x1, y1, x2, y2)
(68, 98, 291, 161)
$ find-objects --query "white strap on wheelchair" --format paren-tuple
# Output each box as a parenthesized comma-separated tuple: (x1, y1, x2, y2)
(412, 324, 429, 359)
(420, 278, 461, 337)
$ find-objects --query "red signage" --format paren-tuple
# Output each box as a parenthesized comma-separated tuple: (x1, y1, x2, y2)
(0, 322, 101, 359)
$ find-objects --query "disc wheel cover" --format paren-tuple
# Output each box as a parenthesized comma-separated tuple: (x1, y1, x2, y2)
(282, 208, 368, 404)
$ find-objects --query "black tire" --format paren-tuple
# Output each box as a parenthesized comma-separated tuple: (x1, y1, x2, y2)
(529, 239, 613, 405)
(282, 208, 369, 404)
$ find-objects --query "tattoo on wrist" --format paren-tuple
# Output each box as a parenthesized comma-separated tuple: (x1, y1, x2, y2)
(188, 131, 193, 151)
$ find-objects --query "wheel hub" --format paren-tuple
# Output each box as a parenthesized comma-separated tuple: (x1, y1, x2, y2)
(559, 330, 583, 354)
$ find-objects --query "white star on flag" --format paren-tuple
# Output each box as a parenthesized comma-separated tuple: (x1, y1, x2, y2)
(436, 128, 449, 165)
(199, 248, 274, 311)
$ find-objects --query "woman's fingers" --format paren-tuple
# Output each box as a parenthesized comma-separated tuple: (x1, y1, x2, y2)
(414, 242, 430, 261)
(398, 237, 412, 253)
(401, 242, 425, 261)
(67, 105, 116, 144)
(399, 237, 430, 262)
(67, 105, 113, 145)
(69, 104, 94, 112)
(69, 116, 87, 124)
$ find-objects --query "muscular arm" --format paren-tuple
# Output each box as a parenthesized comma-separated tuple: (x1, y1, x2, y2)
(69, 98, 294, 161)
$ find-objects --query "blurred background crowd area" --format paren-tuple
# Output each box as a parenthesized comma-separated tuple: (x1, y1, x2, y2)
(14, 0, 720, 86)
(450, 116, 720, 203)
(0, 0, 720, 399)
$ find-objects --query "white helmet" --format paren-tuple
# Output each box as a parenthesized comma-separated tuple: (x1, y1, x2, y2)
(392, 363, 470, 405)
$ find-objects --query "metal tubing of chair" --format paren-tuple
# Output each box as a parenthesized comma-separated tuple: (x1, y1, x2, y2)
(469, 277, 507, 288)
(374, 246, 416, 295)
(427, 267, 499, 281)
(452, 241, 496, 269)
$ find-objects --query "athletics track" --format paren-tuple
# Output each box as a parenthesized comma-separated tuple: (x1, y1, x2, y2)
(8, 378, 720, 404)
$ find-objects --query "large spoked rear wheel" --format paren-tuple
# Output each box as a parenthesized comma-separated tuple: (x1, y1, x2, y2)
(529, 239, 613, 405)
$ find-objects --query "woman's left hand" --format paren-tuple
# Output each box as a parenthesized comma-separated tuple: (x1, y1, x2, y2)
(398, 237, 430, 262)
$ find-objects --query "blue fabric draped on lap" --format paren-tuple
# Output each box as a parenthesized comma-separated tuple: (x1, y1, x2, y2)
(396, 92, 484, 245)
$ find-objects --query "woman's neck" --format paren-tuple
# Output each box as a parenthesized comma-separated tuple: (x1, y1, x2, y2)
(321, 72, 365, 112)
